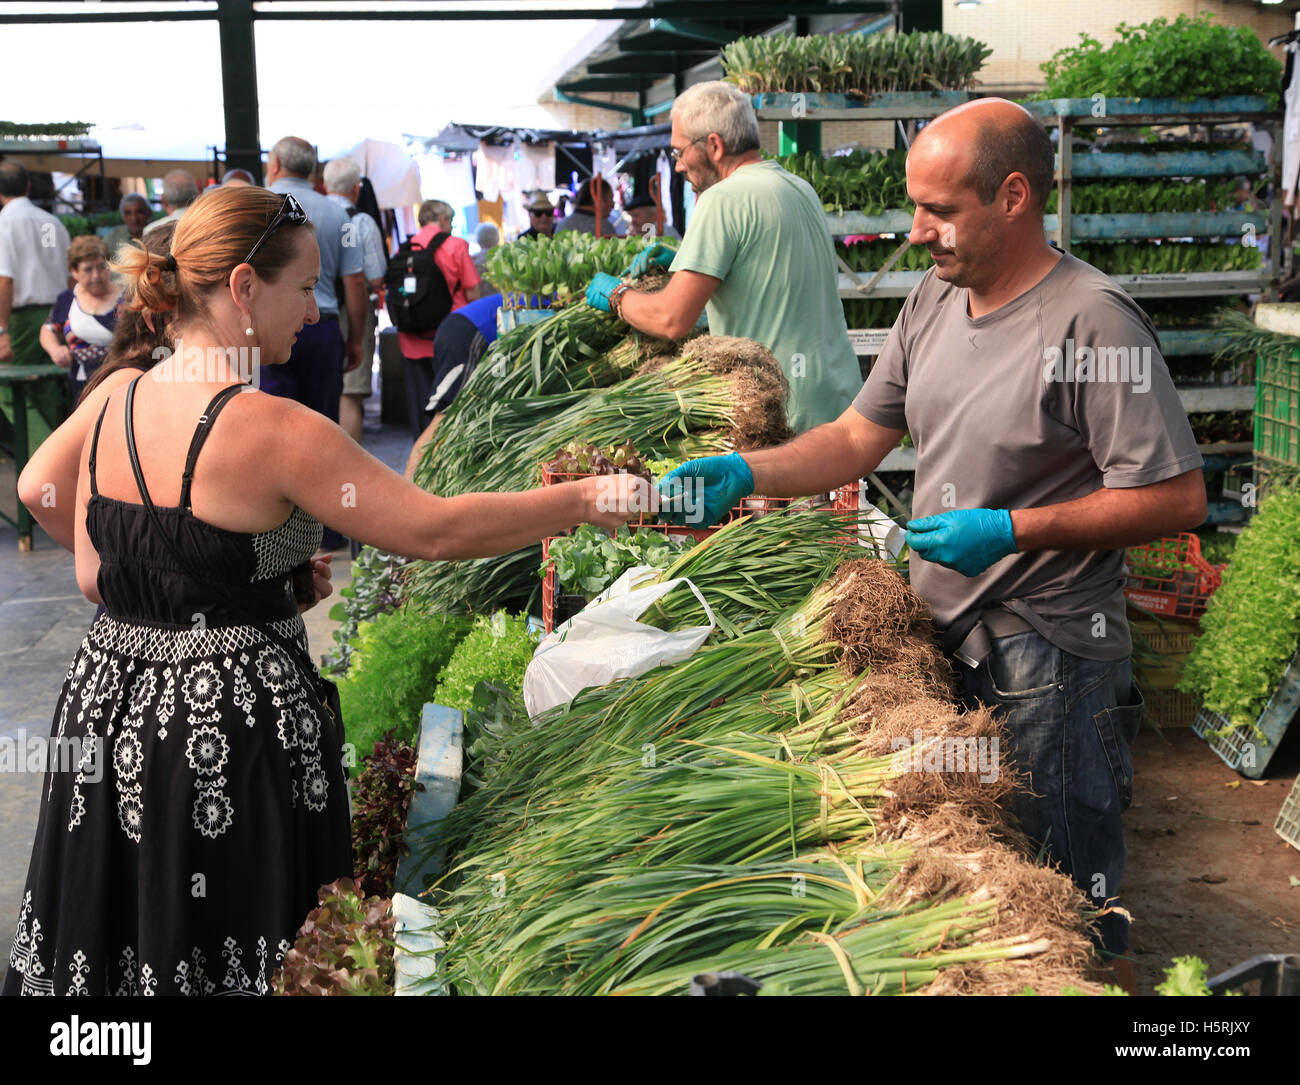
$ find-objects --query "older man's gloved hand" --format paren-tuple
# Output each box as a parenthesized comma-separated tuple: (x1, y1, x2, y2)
(585, 272, 623, 313)
(622, 242, 676, 279)
(656, 453, 754, 527)
(905, 508, 1017, 578)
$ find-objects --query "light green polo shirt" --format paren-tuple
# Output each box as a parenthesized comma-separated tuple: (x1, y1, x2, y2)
(670, 159, 860, 432)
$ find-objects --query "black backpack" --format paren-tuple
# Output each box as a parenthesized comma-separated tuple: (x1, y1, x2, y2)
(385, 232, 454, 335)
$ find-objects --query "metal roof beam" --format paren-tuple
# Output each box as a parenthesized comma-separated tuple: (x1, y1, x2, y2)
(558, 75, 648, 94)
(586, 51, 713, 75)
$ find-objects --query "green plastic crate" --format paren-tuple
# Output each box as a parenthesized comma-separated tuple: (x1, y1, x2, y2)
(1255, 348, 1300, 468)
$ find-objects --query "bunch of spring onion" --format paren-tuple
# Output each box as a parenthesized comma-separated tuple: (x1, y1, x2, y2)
(639, 506, 863, 638)
(404, 356, 775, 614)
(493, 578, 843, 796)
(487, 233, 674, 308)
(434, 663, 851, 857)
(439, 851, 915, 996)
(603, 880, 1011, 997)
(438, 669, 871, 870)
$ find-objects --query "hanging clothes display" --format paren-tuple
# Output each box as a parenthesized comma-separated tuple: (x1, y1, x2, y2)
(474, 142, 516, 203)
(1283, 40, 1300, 210)
(656, 152, 676, 234)
(414, 153, 478, 237)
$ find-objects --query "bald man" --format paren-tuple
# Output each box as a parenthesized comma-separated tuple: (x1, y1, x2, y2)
(656, 99, 1206, 985)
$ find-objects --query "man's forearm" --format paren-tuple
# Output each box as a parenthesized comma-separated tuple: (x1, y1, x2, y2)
(617, 286, 693, 340)
(743, 417, 900, 498)
(0, 275, 14, 326)
(1010, 469, 1206, 552)
(343, 276, 366, 343)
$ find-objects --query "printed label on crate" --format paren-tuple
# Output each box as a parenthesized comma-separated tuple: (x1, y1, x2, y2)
(848, 329, 890, 355)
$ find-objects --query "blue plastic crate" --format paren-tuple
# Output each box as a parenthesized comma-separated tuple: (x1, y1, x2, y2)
(1192, 645, 1300, 778)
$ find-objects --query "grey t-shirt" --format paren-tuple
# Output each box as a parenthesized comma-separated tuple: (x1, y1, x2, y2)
(853, 251, 1203, 661)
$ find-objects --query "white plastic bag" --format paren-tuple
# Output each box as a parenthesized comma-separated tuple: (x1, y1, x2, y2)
(854, 485, 905, 559)
(523, 565, 715, 719)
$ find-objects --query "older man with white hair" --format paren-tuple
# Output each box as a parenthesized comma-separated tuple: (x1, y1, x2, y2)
(143, 170, 198, 235)
(323, 156, 388, 444)
(585, 80, 859, 433)
(104, 193, 151, 257)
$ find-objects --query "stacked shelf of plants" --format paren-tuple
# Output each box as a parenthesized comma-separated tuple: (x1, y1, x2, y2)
(759, 19, 1282, 558)
(1031, 16, 1280, 482)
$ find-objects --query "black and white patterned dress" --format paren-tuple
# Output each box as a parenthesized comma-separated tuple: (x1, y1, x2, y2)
(3, 380, 352, 996)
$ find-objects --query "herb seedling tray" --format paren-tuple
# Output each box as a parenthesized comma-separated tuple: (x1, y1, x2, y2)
(1192, 644, 1300, 778)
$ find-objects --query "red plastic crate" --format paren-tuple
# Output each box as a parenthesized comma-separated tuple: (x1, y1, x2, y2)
(1124, 533, 1225, 623)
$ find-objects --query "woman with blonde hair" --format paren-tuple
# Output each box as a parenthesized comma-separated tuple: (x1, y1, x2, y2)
(3, 184, 650, 996)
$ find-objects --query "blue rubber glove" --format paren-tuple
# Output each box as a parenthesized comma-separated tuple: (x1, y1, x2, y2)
(905, 509, 1018, 578)
(622, 242, 676, 279)
(657, 453, 754, 527)
(585, 272, 622, 312)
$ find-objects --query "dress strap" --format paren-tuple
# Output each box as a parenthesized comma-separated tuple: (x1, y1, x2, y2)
(88, 397, 111, 497)
(123, 375, 153, 509)
(179, 384, 246, 511)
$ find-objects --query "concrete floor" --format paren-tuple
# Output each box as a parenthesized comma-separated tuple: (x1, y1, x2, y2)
(0, 376, 412, 983)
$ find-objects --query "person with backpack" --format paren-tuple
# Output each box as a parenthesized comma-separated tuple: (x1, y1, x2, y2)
(389, 199, 481, 433)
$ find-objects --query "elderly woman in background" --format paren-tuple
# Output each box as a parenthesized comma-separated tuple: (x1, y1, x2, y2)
(103, 193, 150, 258)
(40, 234, 122, 401)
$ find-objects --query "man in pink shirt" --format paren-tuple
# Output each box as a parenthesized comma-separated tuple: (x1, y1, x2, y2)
(398, 200, 482, 435)
(398, 200, 481, 357)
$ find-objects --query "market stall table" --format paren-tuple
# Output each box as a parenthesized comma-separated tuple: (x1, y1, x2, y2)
(0, 364, 68, 551)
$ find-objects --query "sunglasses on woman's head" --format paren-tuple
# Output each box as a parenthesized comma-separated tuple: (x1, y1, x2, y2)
(242, 193, 308, 266)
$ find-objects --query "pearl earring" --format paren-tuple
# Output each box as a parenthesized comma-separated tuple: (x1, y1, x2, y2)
(245, 326, 255, 337)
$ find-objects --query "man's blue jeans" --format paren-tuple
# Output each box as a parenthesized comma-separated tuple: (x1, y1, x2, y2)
(956, 630, 1144, 957)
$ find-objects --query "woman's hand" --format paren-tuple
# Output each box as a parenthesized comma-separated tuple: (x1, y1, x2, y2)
(297, 554, 334, 613)
(49, 344, 74, 369)
(579, 473, 657, 531)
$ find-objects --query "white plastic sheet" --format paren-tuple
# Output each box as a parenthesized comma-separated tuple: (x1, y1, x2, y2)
(523, 566, 715, 719)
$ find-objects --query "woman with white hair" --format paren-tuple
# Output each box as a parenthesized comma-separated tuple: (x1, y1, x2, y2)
(585, 80, 860, 434)
(473, 221, 499, 291)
